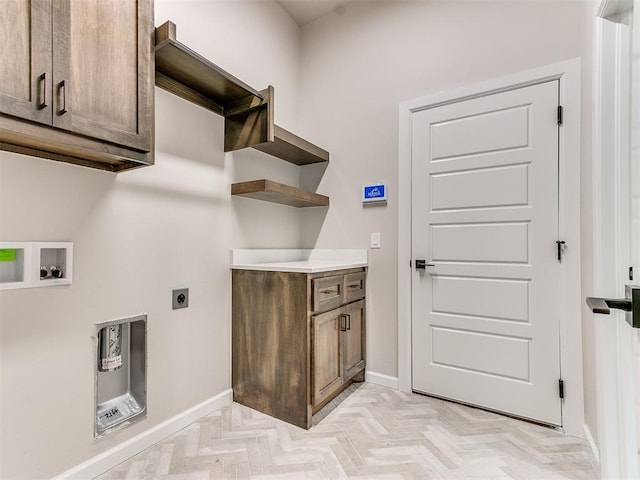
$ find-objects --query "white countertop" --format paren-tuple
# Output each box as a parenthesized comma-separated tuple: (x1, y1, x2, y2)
(230, 249, 367, 273)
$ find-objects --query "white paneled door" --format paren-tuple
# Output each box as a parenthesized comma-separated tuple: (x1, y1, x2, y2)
(411, 80, 563, 426)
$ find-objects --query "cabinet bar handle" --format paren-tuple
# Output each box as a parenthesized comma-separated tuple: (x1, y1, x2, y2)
(348, 284, 360, 289)
(340, 313, 351, 331)
(340, 314, 348, 331)
(38, 73, 48, 109)
(321, 289, 337, 295)
(58, 80, 68, 114)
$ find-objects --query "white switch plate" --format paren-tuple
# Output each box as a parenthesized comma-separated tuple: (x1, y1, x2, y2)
(371, 232, 381, 249)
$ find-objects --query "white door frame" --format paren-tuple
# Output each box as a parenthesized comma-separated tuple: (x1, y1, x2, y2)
(592, 0, 638, 477)
(398, 58, 584, 437)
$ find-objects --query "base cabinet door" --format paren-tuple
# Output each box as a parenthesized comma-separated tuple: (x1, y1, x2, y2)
(312, 299, 366, 409)
(343, 300, 365, 380)
(312, 308, 343, 406)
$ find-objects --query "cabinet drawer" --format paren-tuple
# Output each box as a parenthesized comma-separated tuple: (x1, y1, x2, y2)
(312, 275, 344, 312)
(344, 272, 365, 303)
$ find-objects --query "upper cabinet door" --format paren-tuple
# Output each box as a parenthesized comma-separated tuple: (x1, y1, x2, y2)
(51, 0, 153, 152)
(0, 0, 52, 125)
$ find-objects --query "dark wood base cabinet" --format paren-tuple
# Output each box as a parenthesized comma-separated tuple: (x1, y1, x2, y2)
(232, 267, 366, 429)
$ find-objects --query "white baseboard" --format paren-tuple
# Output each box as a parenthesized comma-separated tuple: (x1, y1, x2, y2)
(366, 371, 399, 389)
(54, 389, 232, 480)
(583, 423, 600, 472)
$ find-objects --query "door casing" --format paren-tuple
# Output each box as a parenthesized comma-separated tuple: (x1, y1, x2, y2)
(592, 0, 639, 476)
(398, 58, 584, 437)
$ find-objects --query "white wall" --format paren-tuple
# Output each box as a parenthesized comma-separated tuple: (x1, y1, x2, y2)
(298, 0, 590, 404)
(0, 2, 300, 478)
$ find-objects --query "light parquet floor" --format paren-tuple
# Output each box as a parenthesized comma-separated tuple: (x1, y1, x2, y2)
(96, 383, 597, 480)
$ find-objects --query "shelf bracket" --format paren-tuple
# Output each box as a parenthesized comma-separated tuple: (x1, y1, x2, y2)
(153, 20, 329, 165)
(224, 85, 274, 152)
(154, 20, 177, 44)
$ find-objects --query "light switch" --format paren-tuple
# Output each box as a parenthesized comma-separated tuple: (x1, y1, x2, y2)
(371, 232, 381, 249)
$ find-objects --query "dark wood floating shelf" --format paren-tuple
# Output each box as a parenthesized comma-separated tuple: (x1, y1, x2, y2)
(254, 125, 329, 166)
(232, 180, 330, 208)
(154, 21, 330, 207)
(154, 21, 263, 115)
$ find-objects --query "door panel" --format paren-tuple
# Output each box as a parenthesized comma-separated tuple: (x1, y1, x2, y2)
(0, 0, 52, 124)
(312, 308, 342, 406)
(432, 327, 531, 381)
(52, 0, 151, 150)
(343, 300, 365, 380)
(412, 80, 562, 425)
(430, 105, 529, 160)
(432, 276, 529, 322)
(69, 0, 137, 133)
(431, 222, 529, 263)
(431, 164, 529, 211)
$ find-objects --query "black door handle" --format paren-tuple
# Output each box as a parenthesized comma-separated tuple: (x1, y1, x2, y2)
(587, 285, 640, 328)
(415, 260, 435, 270)
(586, 297, 631, 314)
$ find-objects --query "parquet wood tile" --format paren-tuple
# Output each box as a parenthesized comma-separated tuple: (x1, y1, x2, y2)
(96, 383, 598, 480)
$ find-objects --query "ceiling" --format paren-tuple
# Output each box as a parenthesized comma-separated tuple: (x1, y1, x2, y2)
(277, 0, 352, 26)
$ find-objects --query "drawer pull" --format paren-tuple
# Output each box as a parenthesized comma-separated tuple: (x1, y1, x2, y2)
(320, 289, 337, 295)
(348, 283, 361, 290)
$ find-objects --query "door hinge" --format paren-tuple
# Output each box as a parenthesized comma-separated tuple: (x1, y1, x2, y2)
(556, 240, 566, 263)
(630, 266, 634, 281)
(559, 379, 565, 399)
(557, 105, 563, 126)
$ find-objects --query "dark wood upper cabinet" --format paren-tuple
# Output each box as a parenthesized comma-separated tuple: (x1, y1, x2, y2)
(0, 0, 154, 172)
